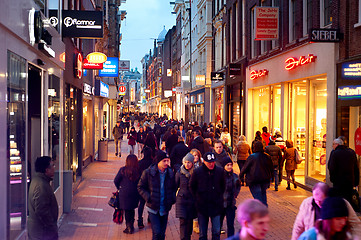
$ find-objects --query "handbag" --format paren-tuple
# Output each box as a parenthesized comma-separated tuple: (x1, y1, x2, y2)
(294, 149, 303, 164)
(351, 188, 360, 212)
(113, 208, 124, 224)
(108, 190, 119, 209)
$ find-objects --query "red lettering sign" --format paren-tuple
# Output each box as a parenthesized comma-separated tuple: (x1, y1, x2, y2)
(83, 59, 103, 69)
(250, 69, 269, 80)
(119, 86, 126, 93)
(285, 54, 317, 70)
(76, 53, 83, 79)
(355, 127, 361, 156)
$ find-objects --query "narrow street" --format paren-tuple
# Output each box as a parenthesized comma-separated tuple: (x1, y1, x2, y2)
(58, 139, 312, 240)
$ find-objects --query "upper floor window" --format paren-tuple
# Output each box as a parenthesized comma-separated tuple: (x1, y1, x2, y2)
(289, 0, 297, 42)
(251, 6, 256, 58)
(303, 0, 313, 36)
(322, 0, 332, 26)
(355, 0, 361, 27)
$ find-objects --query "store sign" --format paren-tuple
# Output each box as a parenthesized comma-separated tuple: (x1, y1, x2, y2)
(285, 54, 317, 71)
(338, 86, 361, 99)
(130, 88, 135, 101)
(355, 128, 361, 156)
(255, 7, 279, 40)
(211, 72, 224, 81)
(83, 59, 103, 69)
(144, 89, 150, 93)
(119, 85, 126, 95)
(83, 83, 94, 95)
(309, 29, 341, 42)
(176, 87, 183, 94)
(86, 52, 107, 64)
(341, 62, 361, 79)
(164, 90, 172, 98)
(196, 75, 206, 85)
(119, 60, 130, 71)
(99, 57, 119, 77)
(167, 69, 172, 77)
(94, 80, 109, 97)
(74, 53, 83, 79)
(229, 64, 242, 76)
(250, 69, 269, 80)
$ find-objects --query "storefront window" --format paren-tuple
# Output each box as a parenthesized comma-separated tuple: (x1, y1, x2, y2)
(308, 78, 327, 181)
(215, 87, 224, 124)
(232, 102, 241, 147)
(7, 51, 27, 239)
(48, 75, 60, 190)
(196, 104, 204, 124)
(272, 85, 281, 133)
(94, 98, 100, 153)
(253, 87, 270, 134)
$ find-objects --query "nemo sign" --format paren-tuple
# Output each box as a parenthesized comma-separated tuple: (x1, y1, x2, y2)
(86, 52, 107, 64)
(285, 54, 317, 70)
(250, 69, 269, 80)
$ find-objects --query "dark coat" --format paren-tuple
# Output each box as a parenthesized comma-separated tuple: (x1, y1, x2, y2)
(136, 130, 146, 144)
(213, 149, 231, 168)
(112, 125, 124, 140)
(28, 173, 59, 240)
(189, 136, 206, 155)
(137, 164, 176, 213)
(127, 131, 137, 145)
(223, 171, 241, 208)
(139, 156, 153, 175)
(189, 164, 225, 217)
(265, 144, 283, 169)
(175, 166, 197, 219)
(166, 133, 179, 155)
(328, 145, 360, 189)
(114, 167, 140, 210)
(170, 141, 190, 172)
(240, 152, 273, 186)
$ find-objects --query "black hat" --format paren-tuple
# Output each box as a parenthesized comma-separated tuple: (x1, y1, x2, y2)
(221, 156, 233, 168)
(155, 150, 169, 163)
(321, 197, 348, 220)
(203, 152, 216, 162)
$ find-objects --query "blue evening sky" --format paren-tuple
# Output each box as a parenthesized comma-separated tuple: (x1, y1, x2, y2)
(119, 0, 176, 71)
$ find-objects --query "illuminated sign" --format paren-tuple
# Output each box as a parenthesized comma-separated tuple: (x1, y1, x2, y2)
(144, 89, 150, 93)
(309, 29, 341, 42)
(119, 85, 126, 94)
(94, 80, 109, 98)
(86, 52, 107, 64)
(182, 76, 190, 81)
(285, 54, 317, 71)
(338, 86, 361, 99)
(167, 69, 172, 77)
(99, 57, 119, 77)
(83, 59, 103, 69)
(59, 52, 66, 62)
(196, 75, 206, 85)
(250, 69, 269, 80)
(255, 7, 279, 40)
(74, 53, 83, 79)
(130, 88, 135, 101)
(342, 62, 361, 79)
(211, 72, 224, 81)
(83, 83, 94, 95)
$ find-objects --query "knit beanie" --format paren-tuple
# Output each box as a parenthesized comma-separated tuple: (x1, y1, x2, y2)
(154, 150, 169, 163)
(221, 156, 233, 168)
(182, 152, 195, 165)
(321, 197, 348, 220)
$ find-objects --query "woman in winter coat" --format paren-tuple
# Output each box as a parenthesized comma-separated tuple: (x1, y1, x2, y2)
(175, 153, 197, 240)
(136, 127, 146, 158)
(283, 139, 297, 190)
(127, 127, 137, 155)
(143, 131, 158, 153)
(233, 135, 252, 186)
(114, 154, 140, 234)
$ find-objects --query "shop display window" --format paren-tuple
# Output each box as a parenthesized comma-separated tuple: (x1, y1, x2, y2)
(272, 85, 281, 133)
(252, 86, 270, 135)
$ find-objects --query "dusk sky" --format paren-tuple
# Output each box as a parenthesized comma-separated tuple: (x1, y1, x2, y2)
(119, 0, 176, 72)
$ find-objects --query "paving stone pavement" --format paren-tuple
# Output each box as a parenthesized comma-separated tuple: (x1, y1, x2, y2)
(58, 139, 312, 240)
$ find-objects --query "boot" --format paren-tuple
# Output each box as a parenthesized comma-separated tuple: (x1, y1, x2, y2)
(123, 223, 134, 234)
(286, 183, 291, 190)
(138, 219, 144, 229)
(293, 182, 297, 189)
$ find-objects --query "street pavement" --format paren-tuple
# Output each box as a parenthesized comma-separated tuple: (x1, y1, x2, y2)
(58, 139, 312, 240)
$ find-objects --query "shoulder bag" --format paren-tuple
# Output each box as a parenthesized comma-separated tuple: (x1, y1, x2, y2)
(294, 149, 303, 164)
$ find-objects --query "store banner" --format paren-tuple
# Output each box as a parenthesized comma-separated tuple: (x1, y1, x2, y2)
(211, 72, 224, 81)
(255, 7, 279, 40)
(95, 80, 109, 98)
(99, 57, 119, 77)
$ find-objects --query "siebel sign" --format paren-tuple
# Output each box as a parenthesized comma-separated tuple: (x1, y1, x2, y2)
(309, 29, 342, 42)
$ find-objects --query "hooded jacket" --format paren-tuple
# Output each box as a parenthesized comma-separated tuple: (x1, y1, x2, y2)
(189, 136, 206, 155)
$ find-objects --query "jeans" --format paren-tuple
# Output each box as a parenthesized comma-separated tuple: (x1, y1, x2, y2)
(237, 160, 246, 184)
(138, 198, 145, 224)
(129, 145, 135, 155)
(198, 213, 221, 240)
(148, 212, 168, 240)
(179, 218, 193, 240)
(249, 183, 269, 207)
(124, 209, 135, 228)
(274, 169, 279, 190)
(115, 138, 121, 154)
(220, 206, 236, 237)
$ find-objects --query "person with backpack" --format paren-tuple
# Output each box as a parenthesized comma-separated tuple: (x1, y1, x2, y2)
(265, 140, 283, 191)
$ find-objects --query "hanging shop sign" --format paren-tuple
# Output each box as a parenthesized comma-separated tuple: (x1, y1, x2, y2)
(83, 59, 103, 69)
(285, 54, 317, 71)
(94, 80, 109, 98)
(74, 53, 83, 79)
(229, 64, 242, 76)
(341, 62, 361, 79)
(309, 29, 342, 42)
(167, 69, 172, 77)
(119, 60, 130, 71)
(255, 7, 279, 40)
(338, 86, 361, 100)
(250, 69, 269, 80)
(83, 83, 94, 95)
(355, 128, 361, 156)
(86, 52, 107, 64)
(211, 72, 224, 81)
(99, 57, 119, 77)
(119, 85, 126, 95)
(196, 75, 206, 85)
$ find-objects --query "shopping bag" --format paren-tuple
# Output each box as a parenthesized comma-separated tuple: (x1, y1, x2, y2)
(108, 190, 119, 209)
(294, 149, 303, 164)
(113, 208, 124, 224)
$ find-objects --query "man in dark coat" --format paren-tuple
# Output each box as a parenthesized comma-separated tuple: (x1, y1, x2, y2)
(265, 140, 283, 191)
(165, 128, 179, 155)
(190, 152, 225, 240)
(170, 136, 190, 172)
(112, 120, 124, 157)
(213, 140, 231, 168)
(189, 130, 206, 155)
(328, 138, 360, 207)
(28, 156, 58, 240)
(138, 151, 176, 240)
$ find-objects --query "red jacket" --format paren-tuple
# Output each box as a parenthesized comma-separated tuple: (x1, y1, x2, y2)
(127, 131, 137, 145)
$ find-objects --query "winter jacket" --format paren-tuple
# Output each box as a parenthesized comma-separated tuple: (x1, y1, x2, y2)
(284, 147, 297, 171)
(127, 131, 137, 145)
(166, 133, 179, 155)
(240, 152, 273, 186)
(234, 141, 252, 161)
(136, 130, 146, 144)
(297, 227, 353, 240)
(114, 167, 140, 210)
(213, 149, 231, 168)
(223, 171, 241, 208)
(291, 196, 361, 240)
(328, 145, 360, 190)
(112, 125, 124, 140)
(170, 141, 190, 172)
(261, 132, 271, 146)
(175, 166, 197, 219)
(138, 156, 154, 175)
(189, 164, 225, 217)
(28, 173, 59, 240)
(137, 164, 176, 213)
(189, 136, 206, 155)
(265, 144, 282, 169)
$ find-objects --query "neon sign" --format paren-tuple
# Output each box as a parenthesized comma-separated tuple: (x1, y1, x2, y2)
(86, 52, 107, 64)
(285, 54, 317, 70)
(250, 69, 269, 80)
(338, 86, 361, 99)
(75, 53, 83, 79)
